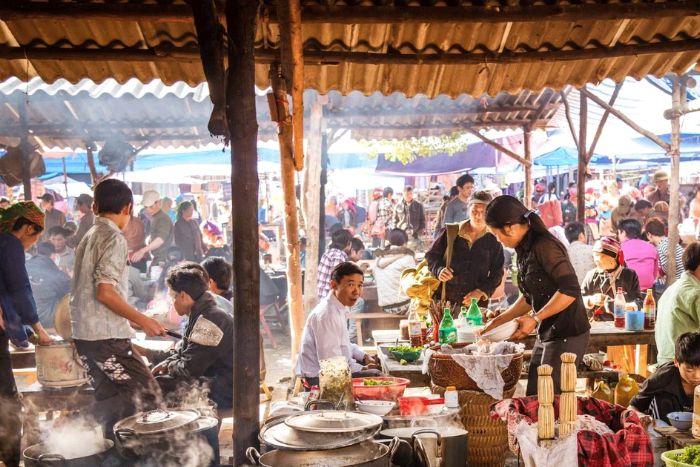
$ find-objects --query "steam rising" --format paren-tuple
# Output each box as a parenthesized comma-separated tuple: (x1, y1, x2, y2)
(43, 417, 106, 459)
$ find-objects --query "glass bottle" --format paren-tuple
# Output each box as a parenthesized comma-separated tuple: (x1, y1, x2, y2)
(407, 304, 423, 347)
(643, 289, 656, 330)
(438, 307, 457, 345)
(466, 298, 483, 326)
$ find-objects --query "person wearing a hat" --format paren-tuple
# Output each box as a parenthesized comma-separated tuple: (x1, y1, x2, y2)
(38, 192, 66, 241)
(131, 190, 173, 266)
(581, 236, 643, 318)
(480, 195, 590, 395)
(646, 170, 670, 205)
(426, 190, 504, 307)
(0, 201, 53, 467)
(68, 193, 94, 248)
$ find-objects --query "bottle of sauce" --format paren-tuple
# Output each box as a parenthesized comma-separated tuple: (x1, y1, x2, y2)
(643, 289, 656, 330)
(592, 380, 614, 403)
(438, 307, 457, 345)
(614, 373, 639, 407)
(614, 287, 626, 329)
(466, 298, 483, 326)
(407, 305, 423, 347)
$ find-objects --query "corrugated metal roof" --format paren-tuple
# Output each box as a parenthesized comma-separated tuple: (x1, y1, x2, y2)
(1, 1, 699, 97)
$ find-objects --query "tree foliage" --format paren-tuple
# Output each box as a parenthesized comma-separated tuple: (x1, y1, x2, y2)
(361, 133, 469, 165)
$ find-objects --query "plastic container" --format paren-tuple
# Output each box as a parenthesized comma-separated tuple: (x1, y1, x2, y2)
(614, 373, 640, 407)
(592, 380, 614, 403)
(352, 377, 410, 401)
(444, 386, 459, 408)
(398, 396, 445, 416)
(625, 310, 645, 332)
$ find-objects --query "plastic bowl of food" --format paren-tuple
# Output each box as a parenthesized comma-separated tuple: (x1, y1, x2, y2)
(355, 400, 396, 416)
(667, 412, 693, 431)
(661, 448, 698, 467)
(352, 377, 410, 401)
(389, 346, 423, 363)
(480, 320, 519, 342)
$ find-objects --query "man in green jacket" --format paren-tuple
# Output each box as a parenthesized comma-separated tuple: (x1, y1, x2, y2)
(656, 242, 700, 364)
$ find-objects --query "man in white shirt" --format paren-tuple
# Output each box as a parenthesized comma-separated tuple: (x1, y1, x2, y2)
(565, 222, 595, 285)
(299, 262, 380, 386)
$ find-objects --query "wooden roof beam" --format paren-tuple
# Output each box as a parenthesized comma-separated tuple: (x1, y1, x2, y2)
(2, 37, 700, 65)
(330, 119, 552, 130)
(328, 105, 558, 118)
(4, 2, 700, 23)
(462, 127, 531, 167)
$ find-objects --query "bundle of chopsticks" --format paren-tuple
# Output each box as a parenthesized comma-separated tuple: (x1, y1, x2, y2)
(428, 300, 458, 328)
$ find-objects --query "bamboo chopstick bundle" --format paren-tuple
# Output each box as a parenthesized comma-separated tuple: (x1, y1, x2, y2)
(537, 364, 555, 440)
(559, 353, 578, 438)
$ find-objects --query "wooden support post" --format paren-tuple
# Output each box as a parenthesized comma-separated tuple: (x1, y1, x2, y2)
(523, 127, 533, 209)
(577, 89, 588, 223)
(18, 97, 31, 200)
(319, 133, 329, 259)
(302, 95, 325, 315)
(667, 76, 683, 284)
(226, 0, 260, 464)
(587, 83, 623, 160)
(560, 90, 579, 151)
(275, 0, 305, 170)
(268, 63, 305, 359)
(462, 127, 532, 167)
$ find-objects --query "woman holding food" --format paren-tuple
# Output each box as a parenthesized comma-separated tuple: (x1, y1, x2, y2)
(479, 195, 590, 395)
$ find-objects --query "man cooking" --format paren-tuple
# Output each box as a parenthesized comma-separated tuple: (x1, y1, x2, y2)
(299, 262, 380, 387)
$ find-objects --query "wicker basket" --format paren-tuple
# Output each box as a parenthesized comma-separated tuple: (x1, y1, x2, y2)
(433, 384, 515, 467)
(428, 348, 524, 391)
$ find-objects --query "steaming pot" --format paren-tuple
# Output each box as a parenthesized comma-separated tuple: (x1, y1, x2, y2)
(23, 439, 115, 467)
(246, 438, 401, 467)
(113, 408, 218, 464)
(379, 427, 468, 467)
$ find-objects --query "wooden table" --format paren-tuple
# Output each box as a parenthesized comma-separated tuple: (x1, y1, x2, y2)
(10, 346, 36, 369)
(375, 343, 431, 387)
(654, 426, 700, 450)
(351, 283, 404, 344)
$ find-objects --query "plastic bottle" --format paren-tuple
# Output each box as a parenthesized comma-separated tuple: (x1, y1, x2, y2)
(456, 306, 469, 329)
(407, 305, 423, 347)
(592, 380, 614, 403)
(466, 298, 483, 326)
(613, 287, 626, 329)
(614, 373, 639, 407)
(444, 386, 459, 408)
(643, 289, 656, 330)
(438, 308, 457, 345)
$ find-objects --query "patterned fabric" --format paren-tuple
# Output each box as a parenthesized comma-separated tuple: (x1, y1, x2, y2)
(377, 198, 395, 231)
(492, 396, 654, 467)
(70, 217, 133, 340)
(0, 201, 45, 233)
(316, 247, 348, 299)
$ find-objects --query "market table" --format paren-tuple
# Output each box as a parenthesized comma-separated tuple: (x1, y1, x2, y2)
(10, 346, 36, 369)
(375, 342, 430, 387)
(654, 426, 700, 450)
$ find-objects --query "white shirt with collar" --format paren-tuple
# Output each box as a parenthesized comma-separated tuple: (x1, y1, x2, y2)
(299, 293, 366, 378)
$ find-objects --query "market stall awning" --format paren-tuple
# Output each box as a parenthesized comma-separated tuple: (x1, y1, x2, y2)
(1, 1, 699, 97)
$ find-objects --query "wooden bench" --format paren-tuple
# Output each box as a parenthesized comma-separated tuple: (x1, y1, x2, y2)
(349, 312, 404, 345)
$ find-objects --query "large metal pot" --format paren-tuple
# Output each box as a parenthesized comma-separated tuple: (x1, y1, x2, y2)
(247, 438, 401, 467)
(113, 408, 218, 465)
(23, 439, 115, 467)
(379, 427, 468, 467)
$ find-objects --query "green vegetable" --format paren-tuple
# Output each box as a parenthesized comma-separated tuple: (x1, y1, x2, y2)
(672, 446, 700, 465)
(363, 379, 394, 386)
(389, 345, 422, 353)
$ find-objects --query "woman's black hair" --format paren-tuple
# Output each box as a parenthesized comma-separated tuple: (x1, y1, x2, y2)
(330, 261, 364, 283)
(11, 217, 43, 234)
(94, 179, 133, 215)
(683, 241, 700, 272)
(177, 200, 193, 221)
(388, 228, 408, 247)
(618, 218, 642, 239)
(675, 332, 700, 367)
(485, 195, 566, 253)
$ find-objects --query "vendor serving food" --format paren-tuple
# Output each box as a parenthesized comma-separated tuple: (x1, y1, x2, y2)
(298, 262, 380, 387)
(480, 195, 590, 395)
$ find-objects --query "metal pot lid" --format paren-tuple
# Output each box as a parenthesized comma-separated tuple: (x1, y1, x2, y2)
(284, 410, 383, 433)
(113, 408, 200, 435)
(260, 414, 380, 451)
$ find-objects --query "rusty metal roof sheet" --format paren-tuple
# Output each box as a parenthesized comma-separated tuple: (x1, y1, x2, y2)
(1, 1, 699, 98)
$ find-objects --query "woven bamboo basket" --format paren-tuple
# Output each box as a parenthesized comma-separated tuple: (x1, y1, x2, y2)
(432, 384, 515, 467)
(428, 349, 524, 391)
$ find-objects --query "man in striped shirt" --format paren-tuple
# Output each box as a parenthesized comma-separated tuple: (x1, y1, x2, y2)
(644, 218, 684, 280)
(317, 229, 353, 299)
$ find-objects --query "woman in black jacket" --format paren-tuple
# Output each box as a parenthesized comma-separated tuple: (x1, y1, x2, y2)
(480, 196, 590, 395)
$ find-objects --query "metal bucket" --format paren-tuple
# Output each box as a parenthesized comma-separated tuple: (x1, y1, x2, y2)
(35, 340, 88, 388)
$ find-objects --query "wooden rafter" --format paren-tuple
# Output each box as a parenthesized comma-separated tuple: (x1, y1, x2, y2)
(462, 127, 531, 167)
(580, 86, 671, 151)
(586, 82, 623, 162)
(560, 89, 579, 151)
(2, 37, 700, 65)
(4, 1, 700, 23)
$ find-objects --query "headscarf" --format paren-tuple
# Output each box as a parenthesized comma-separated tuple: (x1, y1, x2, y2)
(593, 236, 625, 267)
(0, 201, 45, 233)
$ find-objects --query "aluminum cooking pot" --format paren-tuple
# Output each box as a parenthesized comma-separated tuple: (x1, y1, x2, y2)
(246, 438, 401, 467)
(23, 439, 115, 467)
(379, 427, 467, 467)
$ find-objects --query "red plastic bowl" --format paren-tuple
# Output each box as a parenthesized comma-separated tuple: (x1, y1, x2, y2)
(352, 377, 410, 401)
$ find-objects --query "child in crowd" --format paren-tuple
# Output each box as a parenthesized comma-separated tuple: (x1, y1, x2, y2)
(630, 332, 700, 425)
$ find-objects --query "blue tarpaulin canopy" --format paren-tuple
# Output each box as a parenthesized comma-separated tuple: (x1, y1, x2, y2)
(533, 147, 612, 167)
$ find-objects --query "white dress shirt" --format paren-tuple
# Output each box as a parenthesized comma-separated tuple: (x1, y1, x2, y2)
(299, 293, 366, 378)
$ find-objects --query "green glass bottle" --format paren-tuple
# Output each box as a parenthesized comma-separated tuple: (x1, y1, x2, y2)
(466, 298, 483, 326)
(438, 307, 457, 344)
